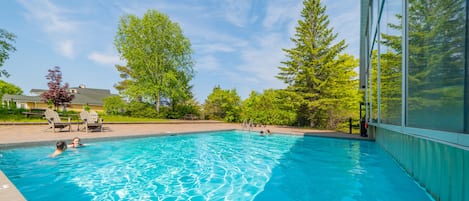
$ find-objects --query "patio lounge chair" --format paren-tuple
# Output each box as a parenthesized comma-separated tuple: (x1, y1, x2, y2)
(44, 109, 72, 133)
(79, 110, 103, 133)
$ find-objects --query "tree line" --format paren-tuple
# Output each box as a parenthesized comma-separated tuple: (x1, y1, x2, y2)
(0, 0, 364, 130)
(107, 0, 362, 129)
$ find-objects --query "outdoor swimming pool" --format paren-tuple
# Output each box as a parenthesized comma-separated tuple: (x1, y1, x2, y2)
(0, 130, 433, 201)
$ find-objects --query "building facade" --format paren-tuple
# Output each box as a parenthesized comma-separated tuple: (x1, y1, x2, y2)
(2, 85, 112, 112)
(360, 0, 468, 200)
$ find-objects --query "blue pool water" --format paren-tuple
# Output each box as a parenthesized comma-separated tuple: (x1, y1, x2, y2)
(0, 131, 433, 201)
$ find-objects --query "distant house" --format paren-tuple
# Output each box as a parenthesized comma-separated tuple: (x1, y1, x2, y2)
(1, 85, 113, 112)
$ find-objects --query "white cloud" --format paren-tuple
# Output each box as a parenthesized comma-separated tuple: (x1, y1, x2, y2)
(194, 43, 235, 54)
(196, 55, 220, 70)
(182, 19, 249, 49)
(58, 40, 74, 58)
(263, 0, 302, 30)
(325, 0, 360, 56)
(221, 0, 254, 27)
(88, 52, 123, 66)
(17, 0, 82, 58)
(17, 0, 78, 33)
(235, 33, 289, 90)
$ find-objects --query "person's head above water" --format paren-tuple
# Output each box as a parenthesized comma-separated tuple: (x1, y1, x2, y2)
(70, 137, 84, 148)
(50, 141, 67, 157)
(56, 141, 67, 151)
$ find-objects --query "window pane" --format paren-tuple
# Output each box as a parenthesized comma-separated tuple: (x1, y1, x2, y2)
(407, 0, 465, 132)
(379, 0, 402, 125)
(370, 47, 378, 123)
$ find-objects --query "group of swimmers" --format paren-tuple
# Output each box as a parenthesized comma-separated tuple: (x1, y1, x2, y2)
(259, 129, 271, 136)
(50, 137, 85, 157)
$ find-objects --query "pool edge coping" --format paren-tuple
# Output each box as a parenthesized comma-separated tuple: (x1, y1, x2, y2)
(0, 170, 26, 201)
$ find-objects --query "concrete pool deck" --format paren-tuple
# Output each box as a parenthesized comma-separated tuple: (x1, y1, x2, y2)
(0, 121, 371, 200)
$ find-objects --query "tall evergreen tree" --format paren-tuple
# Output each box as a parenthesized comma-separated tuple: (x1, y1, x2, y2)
(277, 0, 359, 128)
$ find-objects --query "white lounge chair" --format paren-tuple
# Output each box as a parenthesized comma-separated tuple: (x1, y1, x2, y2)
(79, 110, 103, 133)
(44, 109, 72, 133)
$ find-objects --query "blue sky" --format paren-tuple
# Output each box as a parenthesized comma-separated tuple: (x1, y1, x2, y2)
(1, 0, 359, 103)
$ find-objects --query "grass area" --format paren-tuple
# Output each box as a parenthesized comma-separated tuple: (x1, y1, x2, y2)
(0, 108, 169, 123)
(0, 116, 169, 123)
(0, 109, 44, 122)
(0, 115, 169, 123)
(100, 115, 168, 123)
(0, 118, 46, 123)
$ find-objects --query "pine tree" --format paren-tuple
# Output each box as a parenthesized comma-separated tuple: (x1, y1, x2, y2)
(277, 0, 359, 128)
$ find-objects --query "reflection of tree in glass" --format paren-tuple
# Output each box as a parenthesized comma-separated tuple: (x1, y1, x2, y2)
(379, 3, 403, 125)
(407, 0, 465, 131)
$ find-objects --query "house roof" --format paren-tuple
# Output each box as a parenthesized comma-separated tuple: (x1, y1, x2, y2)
(2, 94, 42, 102)
(72, 92, 110, 106)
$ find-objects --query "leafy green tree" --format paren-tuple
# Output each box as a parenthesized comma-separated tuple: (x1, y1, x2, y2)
(181, 98, 201, 117)
(103, 95, 127, 115)
(40, 66, 74, 111)
(114, 63, 198, 119)
(241, 89, 301, 126)
(158, 97, 201, 119)
(0, 28, 16, 77)
(203, 86, 241, 122)
(126, 100, 159, 118)
(277, 0, 360, 128)
(0, 80, 22, 100)
(114, 10, 194, 113)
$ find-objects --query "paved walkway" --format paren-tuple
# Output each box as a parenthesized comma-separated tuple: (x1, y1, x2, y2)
(0, 121, 370, 200)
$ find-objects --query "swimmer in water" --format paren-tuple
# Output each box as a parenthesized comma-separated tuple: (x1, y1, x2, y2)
(68, 137, 85, 148)
(50, 141, 67, 157)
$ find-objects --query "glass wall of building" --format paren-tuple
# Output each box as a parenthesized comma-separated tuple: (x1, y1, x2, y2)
(367, 0, 380, 123)
(379, 0, 402, 125)
(369, 34, 378, 123)
(361, 1, 469, 200)
(407, 0, 466, 132)
(362, 0, 468, 134)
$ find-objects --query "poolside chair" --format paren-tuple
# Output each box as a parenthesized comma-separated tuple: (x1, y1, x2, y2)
(79, 110, 103, 133)
(44, 109, 72, 133)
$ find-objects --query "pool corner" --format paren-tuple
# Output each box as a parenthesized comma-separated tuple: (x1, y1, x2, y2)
(0, 171, 26, 201)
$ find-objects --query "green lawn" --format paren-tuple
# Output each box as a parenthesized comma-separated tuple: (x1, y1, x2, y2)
(100, 115, 168, 123)
(0, 109, 168, 123)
